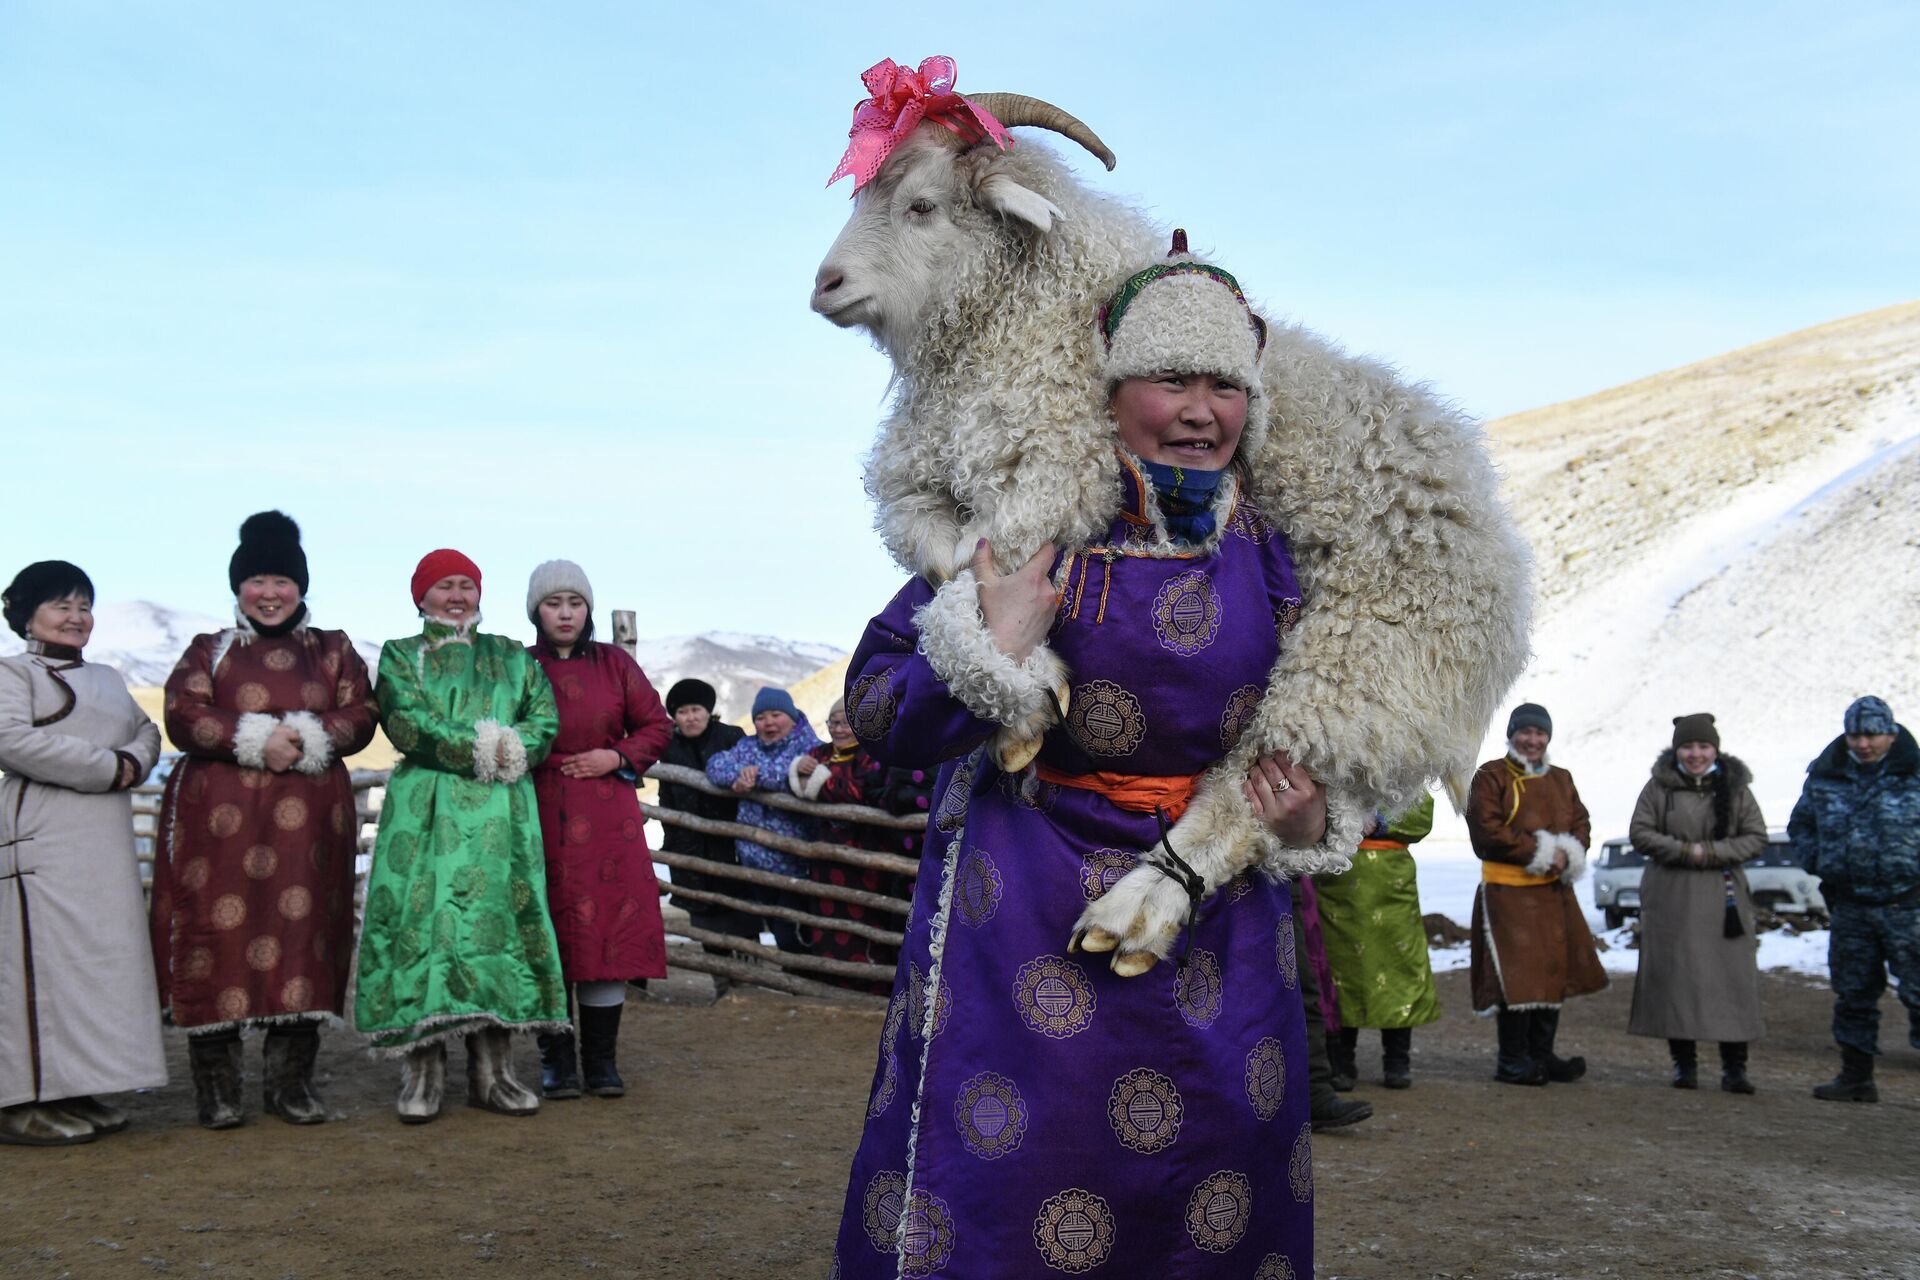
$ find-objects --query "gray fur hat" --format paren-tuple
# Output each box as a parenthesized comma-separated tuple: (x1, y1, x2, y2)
(525, 559, 593, 620)
(1845, 695, 1895, 736)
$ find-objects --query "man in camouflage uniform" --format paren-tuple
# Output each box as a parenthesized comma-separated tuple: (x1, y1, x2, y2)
(1789, 696, 1920, 1103)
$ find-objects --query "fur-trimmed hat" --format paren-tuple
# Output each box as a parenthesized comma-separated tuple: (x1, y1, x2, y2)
(228, 511, 309, 595)
(1097, 230, 1267, 396)
(1845, 695, 1895, 736)
(1671, 711, 1719, 749)
(3, 560, 94, 639)
(525, 559, 593, 620)
(665, 678, 717, 714)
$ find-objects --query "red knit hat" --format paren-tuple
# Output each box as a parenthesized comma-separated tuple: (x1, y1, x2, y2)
(411, 549, 482, 607)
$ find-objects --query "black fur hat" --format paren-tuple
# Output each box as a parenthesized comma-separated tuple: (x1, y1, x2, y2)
(3, 560, 95, 638)
(228, 511, 309, 594)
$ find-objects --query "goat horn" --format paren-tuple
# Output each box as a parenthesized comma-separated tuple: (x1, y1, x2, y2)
(966, 93, 1117, 171)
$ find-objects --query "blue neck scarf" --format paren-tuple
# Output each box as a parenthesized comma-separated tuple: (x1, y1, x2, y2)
(1139, 460, 1226, 543)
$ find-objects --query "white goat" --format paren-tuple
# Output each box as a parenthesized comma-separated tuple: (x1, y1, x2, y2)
(814, 95, 1532, 970)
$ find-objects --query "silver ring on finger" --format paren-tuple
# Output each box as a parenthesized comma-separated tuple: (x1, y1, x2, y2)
(1273, 773, 1292, 792)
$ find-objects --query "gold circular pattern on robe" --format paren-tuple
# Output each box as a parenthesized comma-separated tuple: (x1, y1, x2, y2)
(1288, 1123, 1314, 1203)
(180, 856, 212, 891)
(246, 935, 282, 972)
(867, 1050, 899, 1118)
(435, 736, 472, 771)
(1245, 1036, 1287, 1121)
(182, 946, 215, 982)
(1013, 956, 1096, 1039)
(1255, 1255, 1299, 1280)
(273, 795, 309, 832)
(1031, 1188, 1115, 1273)
(1219, 683, 1263, 751)
(331, 802, 351, 835)
(238, 767, 271, 790)
(1174, 948, 1224, 1029)
(215, 986, 251, 1021)
(849, 670, 898, 741)
(242, 844, 279, 879)
(934, 753, 977, 833)
(301, 682, 330, 711)
(861, 1170, 908, 1253)
(208, 803, 244, 838)
(1275, 916, 1299, 989)
(905, 962, 925, 1036)
(279, 885, 313, 921)
(1151, 569, 1223, 656)
(954, 847, 1003, 928)
(953, 1070, 1028, 1160)
(386, 716, 419, 752)
(1066, 680, 1145, 758)
(184, 672, 215, 698)
(1107, 1066, 1184, 1153)
(897, 1189, 956, 1278)
(235, 682, 272, 713)
(211, 894, 247, 931)
(1230, 503, 1277, 544)
(1274, 598, 1302, 639)
(263, 648, 297, 672)
(1078, 849, 1136, 901)
(280, 976, 313, 1011)
(1185, 1170, 1253, 1253)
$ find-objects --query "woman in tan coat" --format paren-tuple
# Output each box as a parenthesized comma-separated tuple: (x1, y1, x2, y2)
(1627, 713, 1766, 1092)
(1466, 703, 1609, 1086)
(1, 562, 166, 1145)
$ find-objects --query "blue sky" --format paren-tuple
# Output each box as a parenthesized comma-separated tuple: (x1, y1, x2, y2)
(4, 2, 1916, 653)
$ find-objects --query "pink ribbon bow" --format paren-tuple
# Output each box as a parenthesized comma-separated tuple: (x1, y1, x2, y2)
(827, 56, 1012, 192)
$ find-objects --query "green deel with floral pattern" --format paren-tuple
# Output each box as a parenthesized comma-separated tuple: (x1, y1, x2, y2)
(353, 620, 567, 1051)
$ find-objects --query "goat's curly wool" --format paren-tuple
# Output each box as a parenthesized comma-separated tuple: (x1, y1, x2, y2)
(852, 131, 1532, 898)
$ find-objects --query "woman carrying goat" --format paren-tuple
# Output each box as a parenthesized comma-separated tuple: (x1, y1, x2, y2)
(829, 238, 1319, 1277)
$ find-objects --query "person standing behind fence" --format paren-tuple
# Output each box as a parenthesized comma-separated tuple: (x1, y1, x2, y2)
(1466, 703, 1607, 1087)
(703, 686, 819, 953)
(150, 513, 376, 1130)
(792, 697, 900, 986)
(1, 562, 165, 1146)
(1318, 793, 1440, 1090)
(525, 561, 672, 1101)
(1790, 696, 1920, 1104)
(657, 678, 757, 983)
(352, 550, 568, 1124)
(1627, 713, 1767, 1093)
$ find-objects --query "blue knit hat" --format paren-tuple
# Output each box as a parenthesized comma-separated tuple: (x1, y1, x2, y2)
(1845, 695, 1895, 736)
(751, 686, 800, 722)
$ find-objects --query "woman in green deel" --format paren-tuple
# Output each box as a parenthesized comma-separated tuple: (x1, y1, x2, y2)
(353, 549, 567, 1124)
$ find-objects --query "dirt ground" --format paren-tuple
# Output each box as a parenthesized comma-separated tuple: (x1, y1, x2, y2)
(4, 963, 1916, 1280)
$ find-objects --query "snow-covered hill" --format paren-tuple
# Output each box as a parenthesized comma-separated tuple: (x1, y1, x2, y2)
(1460, 300, 1920, 842)
(626, 632, 845, 724)
(0, 601, 228, 686)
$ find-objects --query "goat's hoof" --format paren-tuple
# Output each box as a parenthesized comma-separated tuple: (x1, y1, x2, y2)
(1052, 680, 1072, 717)
(1072, 926, 1119, 955)
(1111, 951, 1158, 978)
(992, 732, 1044, 773)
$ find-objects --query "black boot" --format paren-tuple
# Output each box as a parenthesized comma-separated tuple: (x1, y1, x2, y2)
(537, 1030, 583, 1100)
(1669, 1038, 1698, 1090)
(187, 1030, 245, 1130)
(578, 1003, 626, 1098)
(262, 1024, 328, 1124)
(1494, 1009, 1546, 1086)
(1381, 1027, 1412, 1089)
(1528, 1008, 1585, 1082)
(1812, 1046, 1877, 1103)
(1719, 1042, 1754, 1095)
(1329, 1026, 1359, 1093)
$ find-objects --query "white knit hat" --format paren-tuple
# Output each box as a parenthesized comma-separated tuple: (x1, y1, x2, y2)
(525, 559, 594, 620)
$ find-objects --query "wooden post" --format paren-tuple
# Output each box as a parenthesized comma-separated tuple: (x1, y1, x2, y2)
(612, 609, 638, 658)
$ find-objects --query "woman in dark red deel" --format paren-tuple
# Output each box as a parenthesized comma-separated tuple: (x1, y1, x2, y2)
(525, 561, 671, 1100)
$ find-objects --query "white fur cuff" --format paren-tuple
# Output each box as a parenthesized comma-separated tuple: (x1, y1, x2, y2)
(233, 713, 278, 771)
(1555, 833, 1588, 883)
(280, 710, 334, 777)
(913, 570, 1066, 737)
(471, 719, 527, 784)
(1264, 785, 1367, 879)
(789, 756, 831, 800)
(1526, 830, 1561, 879)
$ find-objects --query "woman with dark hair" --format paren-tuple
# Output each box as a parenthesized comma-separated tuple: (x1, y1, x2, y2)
(151, 513, 377, 1129)
(1, 562, 165, 1145)
(658, 678, 756, 969)
(1628, 713, 1766, 1092)
(524, 560, 672, 1099)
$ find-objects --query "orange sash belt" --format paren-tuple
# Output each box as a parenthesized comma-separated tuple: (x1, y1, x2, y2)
(1357, 838, 1409, 852)
(1033, 764, 1201, 822)
(1481, 860, 1558, 887)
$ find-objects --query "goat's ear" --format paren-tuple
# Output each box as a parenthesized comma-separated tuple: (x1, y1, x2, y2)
(978, 173, 1064, 233)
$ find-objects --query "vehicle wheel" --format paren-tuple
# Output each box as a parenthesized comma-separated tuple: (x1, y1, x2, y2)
(1604, 907, 1624, 930)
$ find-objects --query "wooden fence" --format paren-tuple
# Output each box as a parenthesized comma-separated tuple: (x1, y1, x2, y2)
(131, 759, 922, 1008)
